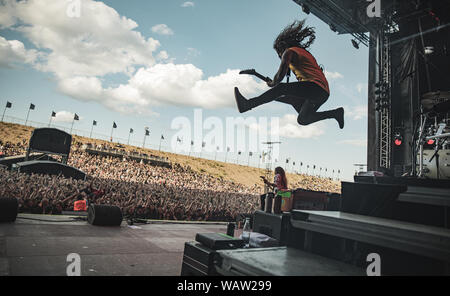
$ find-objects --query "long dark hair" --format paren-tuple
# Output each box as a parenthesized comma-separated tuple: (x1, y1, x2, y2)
(273, 19, 316, 55)
(274, 167, 288, 189)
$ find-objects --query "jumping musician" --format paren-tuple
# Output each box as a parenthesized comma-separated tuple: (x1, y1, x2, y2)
(234, 20, 345, 129)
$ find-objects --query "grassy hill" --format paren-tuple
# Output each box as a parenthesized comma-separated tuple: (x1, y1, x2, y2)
(0, 121, 341, 193)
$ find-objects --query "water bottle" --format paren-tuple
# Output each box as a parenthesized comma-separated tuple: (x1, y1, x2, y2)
(242, 218, 251, 247)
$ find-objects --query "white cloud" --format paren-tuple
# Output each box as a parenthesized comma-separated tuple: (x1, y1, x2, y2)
(346, 105, 367, 120)
(156, 50, 169, 60)
(276, 114, 325, 139)
(356, 83, 368, 94)
(0, 36, 38, 67)
(0, 0, 265, 114)
(338, 139, 367, 147)
(324, 70, 344, 80)
(151, 24, 174, 36)
(123, 64, 267, 109)
(249, 114, 325, 139)
(181, 2, 195, 7)
(1, 0, 159, 78)
(0, 0, 16, 28)
(53, 111, 81, 123)
(55, 64, 266, 112)
(187, 47, 201, 58)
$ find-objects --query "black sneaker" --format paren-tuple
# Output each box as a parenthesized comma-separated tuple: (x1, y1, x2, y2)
(234, 87, 251, 113)
(336, 107, 344, 129)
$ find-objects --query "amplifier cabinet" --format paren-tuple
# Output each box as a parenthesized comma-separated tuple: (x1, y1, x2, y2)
(181, 241, 220, 276)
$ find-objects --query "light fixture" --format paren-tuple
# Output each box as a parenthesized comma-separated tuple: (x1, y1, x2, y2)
(424, 46, 434, 55)
(394, 133, 403, 146)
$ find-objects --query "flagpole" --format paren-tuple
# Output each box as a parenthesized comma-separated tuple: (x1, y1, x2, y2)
(127, 132, 131, 145)
(142, 134, 146, 149)
(1, 106, 7, 122)
(48, 116, 53, 127)
(110, 126, 114, 142)
(90, 124, 94, 138)
(25, 109, 31, 126)
(70, 118, 75, 134)
(159, 136, 162, 151)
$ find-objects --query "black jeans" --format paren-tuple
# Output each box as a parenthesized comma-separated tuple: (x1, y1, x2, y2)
(248, 81, 335, 126)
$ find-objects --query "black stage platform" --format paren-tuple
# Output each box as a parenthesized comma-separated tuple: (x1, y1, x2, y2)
(0, 214, 226, 276)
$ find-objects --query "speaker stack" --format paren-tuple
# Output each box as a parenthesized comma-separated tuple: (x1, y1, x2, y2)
(87, 204, 123, 226)
(0, 197, 19, 223)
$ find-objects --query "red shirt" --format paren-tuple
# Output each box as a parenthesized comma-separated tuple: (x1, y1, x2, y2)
(274, 174, 287, 191)
(74, 200, 87, 211)
(288, 47, 330, 94)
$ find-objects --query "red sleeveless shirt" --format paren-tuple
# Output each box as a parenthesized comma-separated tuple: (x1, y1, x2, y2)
(288, 47, 330, 94)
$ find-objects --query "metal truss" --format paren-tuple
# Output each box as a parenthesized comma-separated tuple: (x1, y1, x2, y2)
(378, 28, 392, 169)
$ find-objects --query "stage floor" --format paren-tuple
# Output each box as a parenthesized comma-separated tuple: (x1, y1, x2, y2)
(0, 214, 227, 276)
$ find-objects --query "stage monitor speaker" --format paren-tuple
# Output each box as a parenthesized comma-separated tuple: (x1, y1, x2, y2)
(87, 204, 123, 226)
(0, 197, 18, 223)
(28, 128, 72, 156)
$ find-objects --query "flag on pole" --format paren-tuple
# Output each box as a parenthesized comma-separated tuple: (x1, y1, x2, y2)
(130, 128, 134, 134)
(6, 102, 12, 108)
(238, 151, 242, 155)
(177, 137, 182, 143)
(191, 140, 194, 146)
(113, 122, 117, 128)
(145, 128, 150, 136)
(227, 147, 230, 152)
(74, 114, 79, 121)
(29, 103, 35, 110)
(93, 120, 97, 126)
(161, 135, 164, 140)
(286, 158, 289, 164)
(202, 141, 206, 148)
(51, 111, 56, 117)
(249, 152, 253, 156)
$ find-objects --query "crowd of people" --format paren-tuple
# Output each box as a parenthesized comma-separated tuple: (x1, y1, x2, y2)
(0, 139, 27, 157)
(1, 136, 340, 222)
(1, 140, 260, 221)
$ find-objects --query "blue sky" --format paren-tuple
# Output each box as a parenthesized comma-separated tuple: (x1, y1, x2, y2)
(0, 0, 369, 181)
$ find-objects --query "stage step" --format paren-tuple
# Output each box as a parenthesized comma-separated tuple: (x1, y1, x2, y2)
(398, 186, 450, 207)
(291, 210, 450, 263)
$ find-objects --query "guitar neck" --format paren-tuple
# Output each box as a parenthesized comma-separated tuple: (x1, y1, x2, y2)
(254, 72, 271, 83)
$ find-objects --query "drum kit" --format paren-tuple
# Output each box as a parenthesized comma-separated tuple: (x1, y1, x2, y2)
(416, 91, 450, 179)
